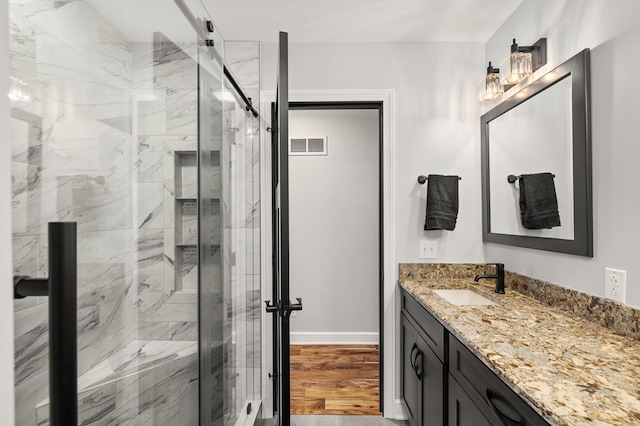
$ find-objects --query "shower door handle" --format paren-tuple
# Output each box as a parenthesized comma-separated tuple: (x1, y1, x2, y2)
(14, 222, 77, 426)
(265, 300, 279, 313)
(290, 297, 303, 312)
(264, 298, 303, 318)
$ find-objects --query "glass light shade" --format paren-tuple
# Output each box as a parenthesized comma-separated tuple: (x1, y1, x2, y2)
(509, 50, 532, 83)
(485, 72, 503, 99)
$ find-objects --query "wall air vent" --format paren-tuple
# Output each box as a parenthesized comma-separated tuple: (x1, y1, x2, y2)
(289, 136, 327, 156)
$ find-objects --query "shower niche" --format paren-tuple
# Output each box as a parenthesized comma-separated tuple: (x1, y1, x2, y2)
(174, 149, 198, 291)
(173, 149, 222, 292)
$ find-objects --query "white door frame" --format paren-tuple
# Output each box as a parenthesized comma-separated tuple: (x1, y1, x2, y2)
(259, 89, 401, 419)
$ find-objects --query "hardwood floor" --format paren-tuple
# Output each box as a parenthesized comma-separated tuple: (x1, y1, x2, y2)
(290, 344, 381, 415)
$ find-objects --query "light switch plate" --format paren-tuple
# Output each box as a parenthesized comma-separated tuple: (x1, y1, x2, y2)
(605, 268, 626, 304)
(419, 240, 438, 259)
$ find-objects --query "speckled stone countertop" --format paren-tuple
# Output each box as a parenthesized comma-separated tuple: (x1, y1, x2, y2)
(399, 264, 640, 425)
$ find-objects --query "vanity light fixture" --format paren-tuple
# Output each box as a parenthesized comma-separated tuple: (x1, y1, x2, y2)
(505, 38, 547, 86)
(481, 62, 503, 100)
(479, 38, 548, 101)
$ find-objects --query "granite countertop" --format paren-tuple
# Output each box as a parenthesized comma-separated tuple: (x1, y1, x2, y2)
(399, 273, 640, 425)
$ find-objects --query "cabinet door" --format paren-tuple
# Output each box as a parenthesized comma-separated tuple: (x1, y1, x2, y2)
(448, 375, 493, 426)
(418, 331, 444, 426)
(401, 314, 421, 426)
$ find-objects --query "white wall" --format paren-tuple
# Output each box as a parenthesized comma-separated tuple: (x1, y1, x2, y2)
(262, 42, 486, 267)
(289, 109, 379, 343)
(0, 1, 16, 422)
(483, 0, 640, 308)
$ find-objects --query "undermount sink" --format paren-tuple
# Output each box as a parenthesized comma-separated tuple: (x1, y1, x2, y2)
(432, 289, 497, 306)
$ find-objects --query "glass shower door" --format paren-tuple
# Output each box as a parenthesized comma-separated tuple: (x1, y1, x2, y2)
(196, 27, 225, 425)
(10, 0, 202, 423)
(197, 19, 262, 423)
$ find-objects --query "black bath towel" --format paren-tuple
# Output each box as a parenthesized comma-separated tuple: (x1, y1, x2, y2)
(518, 173, 561, 229)
(424, 175, 459, 231)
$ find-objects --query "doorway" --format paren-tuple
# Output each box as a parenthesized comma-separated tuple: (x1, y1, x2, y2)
(288, 103, 383, 416)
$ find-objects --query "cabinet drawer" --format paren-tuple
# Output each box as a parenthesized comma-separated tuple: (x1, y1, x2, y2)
(401, 289, 446, 362)
(449, 336, 549, 426)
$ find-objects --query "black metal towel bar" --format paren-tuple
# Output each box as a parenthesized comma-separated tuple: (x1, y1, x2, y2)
(507, 174, 556, 183)
(417, 175, 462, 184)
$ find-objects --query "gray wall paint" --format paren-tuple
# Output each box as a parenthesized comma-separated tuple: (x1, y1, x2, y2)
(262, 42, 486, 267)
(289, 109, 379, 337)
(484, 0, 640, 308)
(0, 0, 15, 420)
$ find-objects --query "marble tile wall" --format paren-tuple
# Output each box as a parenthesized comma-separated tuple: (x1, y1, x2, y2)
(132, 30, 199, 346)
(10, 1, 262, 423)
(35, 340, 198, 426)
(10, 1, 138, 425)
(10, 1, 204, 424)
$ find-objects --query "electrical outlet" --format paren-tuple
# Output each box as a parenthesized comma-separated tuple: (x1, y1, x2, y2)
(419, 240, 438, 259)
(605, 268, 627, 303)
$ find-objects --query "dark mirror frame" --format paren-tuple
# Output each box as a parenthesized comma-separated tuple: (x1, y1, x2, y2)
(481, 48, 593, 257)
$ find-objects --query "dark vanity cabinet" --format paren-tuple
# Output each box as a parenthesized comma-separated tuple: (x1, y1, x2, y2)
(448, 336, 548, 426)
(401, 291, 447, 426)
(400, 289, 550, 426)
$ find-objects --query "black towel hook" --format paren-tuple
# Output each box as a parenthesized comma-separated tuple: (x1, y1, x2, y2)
(508, 174, 556, 184)
(417, 175, 462, 185)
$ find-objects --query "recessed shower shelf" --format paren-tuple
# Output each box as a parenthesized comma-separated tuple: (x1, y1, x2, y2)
(175, 243, 220, 249)
(176, 197, 221, 201)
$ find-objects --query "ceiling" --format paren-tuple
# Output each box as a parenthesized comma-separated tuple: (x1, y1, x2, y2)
(203, 0, 523, 44)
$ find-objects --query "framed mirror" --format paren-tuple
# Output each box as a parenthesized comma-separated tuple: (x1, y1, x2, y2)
(481, 49, 592, 256)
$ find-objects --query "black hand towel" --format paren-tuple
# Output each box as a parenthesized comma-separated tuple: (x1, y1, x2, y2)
(518, 173, 561, 229)
(424, 174, 459, 231)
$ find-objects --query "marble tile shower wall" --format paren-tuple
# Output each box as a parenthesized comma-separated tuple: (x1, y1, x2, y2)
(132, 32, 199, 343)
(10, 1, 261, 423)
(10, 1, 137, 424)
(9, 1, 200, 424)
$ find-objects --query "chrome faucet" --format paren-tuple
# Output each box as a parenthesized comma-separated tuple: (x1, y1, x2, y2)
(474, 263, 505, 294)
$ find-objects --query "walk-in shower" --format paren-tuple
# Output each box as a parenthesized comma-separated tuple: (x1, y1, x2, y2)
(9, 0, 260, 424)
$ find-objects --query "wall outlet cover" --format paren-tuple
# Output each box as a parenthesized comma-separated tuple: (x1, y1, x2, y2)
(605, 268, 627, 304)
(419, 240, 438, 259)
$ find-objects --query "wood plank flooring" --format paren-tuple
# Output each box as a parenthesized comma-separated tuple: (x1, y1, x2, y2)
(290, 344, 381, 415)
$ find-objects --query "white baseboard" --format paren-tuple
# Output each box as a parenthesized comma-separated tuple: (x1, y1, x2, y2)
(393, 399, 408, 420)
(290, 331, 379, 345)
